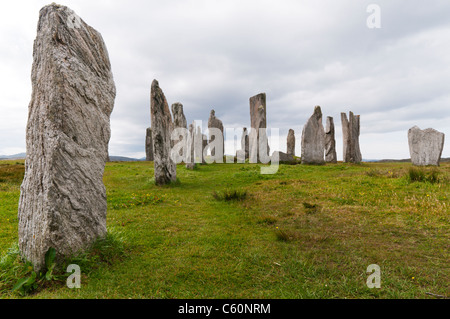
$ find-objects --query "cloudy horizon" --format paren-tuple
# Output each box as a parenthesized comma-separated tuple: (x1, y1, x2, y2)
(1, 0, 449, 160)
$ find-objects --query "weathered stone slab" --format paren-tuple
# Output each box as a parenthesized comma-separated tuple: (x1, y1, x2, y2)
(341, 112, 362, 163)
(408, 126, 445, 166)
(146, 127, 154, 161)
(18, 4, 116, 271)
(151, 79, 177, 185)
(241, 127, 249, 160)
(287, 129, 295, 156)
(185, 123, 195, 169)
(325, 117, 337, 163)
(208, 110, 224, 158)
(249, 93, 270, 162)
(301, 106, 325, 164)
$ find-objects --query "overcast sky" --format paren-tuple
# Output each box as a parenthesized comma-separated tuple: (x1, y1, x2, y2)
(0, 0, 449, 160)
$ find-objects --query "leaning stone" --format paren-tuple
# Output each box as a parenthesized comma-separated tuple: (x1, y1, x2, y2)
(18, 4, 116, 271)
(287, 129, 295, 156)
(301, 106, 325, 164)
(341, 112, 362, 163)
(325, 117, 337, 163)
(408, 126, 445, 166)
(146, 127, 154, 161)
(151, 79, 177, 185)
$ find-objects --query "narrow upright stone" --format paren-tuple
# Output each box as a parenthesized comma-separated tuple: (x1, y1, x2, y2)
(185, 123, 195, 169)
(208, 110, 224, 157)
(301, 106, 325, 164)
(249, 93, 270, 162)
(18, 4, 116, 271)
(287, 129, 295, 156)
(341, 112, 362, 163)
(171, 103, 187, 159)
(325, 117, 337, 163)
(241, 127, 249, 159)
(146, 127, 154, 161)
(171, 103, 187, 130)
(151, 80, 177, 185)
(408, 126, 445, 166)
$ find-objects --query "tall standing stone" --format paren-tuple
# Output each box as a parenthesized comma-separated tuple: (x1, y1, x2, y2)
(18, 4, 116, 271)
(241, 127, 249, 160)
(249, 93, 270, 162)
(287, 129, 295, 156)
(208, 110, 224, 157)
(171, 103, 187, 130)
(151, 79, 177, 185)
(186, 123, 195, 169)
(408, 126, 445, 166)
(325, 117, 337, 163)
(171, 103, 187, 159)
(301, 106, 325, 164)
(341, 112, 362, 163)
(146, 127, 154, 161)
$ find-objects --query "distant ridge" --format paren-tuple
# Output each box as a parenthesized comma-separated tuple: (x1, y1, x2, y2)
(0, 153, 26, 160)
(108, 156, 145, 162)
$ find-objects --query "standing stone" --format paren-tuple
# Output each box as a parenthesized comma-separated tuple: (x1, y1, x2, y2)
(151, 79, 176, 185)
(301, 106, 325, 164)
(249, 93, 270, 162)
(408, 126, 445, 166)
(146, 127, 154, 161)
(325, 117, 337, 163)
(186, 123, 195, 169)
(193, 125, 207, 164)
(208, 110, 224, 157)
(171, 103, 187, 160)
(341, 112, 362, 163)
(171, 103, 187, 130)
(18, 4, 116, 271)
(241, 127, 249, 160)
(287, 129, 295, 157)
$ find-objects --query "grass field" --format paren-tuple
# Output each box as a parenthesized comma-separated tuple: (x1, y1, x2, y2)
(0, 160, 448, 299)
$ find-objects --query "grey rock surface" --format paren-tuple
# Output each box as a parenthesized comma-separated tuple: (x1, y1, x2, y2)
(18, 4, 116, 271)
(146, 127, 154, 161)
(208, 110, 224, 157)
(171, 103, 187, 160)
(341, 112, 362, 163)
(185, 123, 195, 169)
(287, 129, 295, 156)
(301, 106, 325, 164)
(151, 79, 177, 185)
(325, 117, 337, 163)
(241, 127, 249, 160)
(408, 126, 445, 166)
(249, 93, 270, 162)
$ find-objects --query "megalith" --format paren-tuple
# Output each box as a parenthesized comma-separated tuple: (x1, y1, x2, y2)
(18, 4, 116, 271)
(301, 106, 325, 164)
(325, 117, 337, 163)
(171, 103, 188, 161)
(151, 79, 177, 185)
(249, 93, 270, 163)
(241, 127, 249, 160)
(341, 112, 362, 163)
(208, 110, 224, 157)
(408, 126, 445, 166)
(185, 123, 195, 169)
(287, 129, 295, 157)
(146, 127, 154, 161)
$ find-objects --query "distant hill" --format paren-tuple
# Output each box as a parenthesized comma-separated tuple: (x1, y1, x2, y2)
(109, 156, 145, 162)
(377, 158, 449, 163)
(0, 153, 26, 160)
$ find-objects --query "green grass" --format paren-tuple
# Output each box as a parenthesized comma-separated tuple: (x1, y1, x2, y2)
(0, 160, 448, 299)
